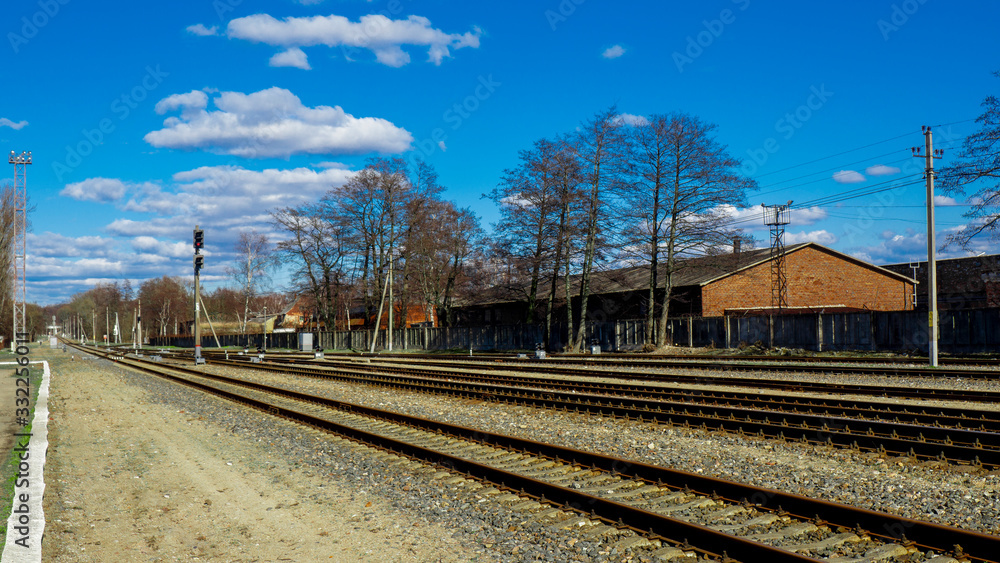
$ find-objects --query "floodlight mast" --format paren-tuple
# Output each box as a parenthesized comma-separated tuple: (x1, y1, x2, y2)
(762, 201, 792, 311)
(8, 151, 30, 349)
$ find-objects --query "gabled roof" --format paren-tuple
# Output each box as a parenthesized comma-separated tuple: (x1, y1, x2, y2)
(466, 242, 915, 306)
(694, 242, 917, 286)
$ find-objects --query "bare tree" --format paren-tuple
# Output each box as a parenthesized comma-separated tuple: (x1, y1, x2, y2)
(408, 201, 482, 327)
(0, 185, 15, 343)
(272, 204, 349, 330)
(227, 230, 276, 333)
(485, 139, 566, 324)
(137, 276, 189, 337)
(621, 113, 755, 346)
(939, 70, 1000, 247)
(565, 106, 627, 351)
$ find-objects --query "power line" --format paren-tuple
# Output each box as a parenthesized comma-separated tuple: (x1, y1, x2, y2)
(750, 130, 920, 179)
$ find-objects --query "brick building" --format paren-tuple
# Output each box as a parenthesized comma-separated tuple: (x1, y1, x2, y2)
(882, 253, 1000, 311)
(705, 243, 914, 316)
(459, 242, 915, 323)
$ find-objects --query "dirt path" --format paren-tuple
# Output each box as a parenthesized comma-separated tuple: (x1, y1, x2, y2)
(40, 349, 474, 562)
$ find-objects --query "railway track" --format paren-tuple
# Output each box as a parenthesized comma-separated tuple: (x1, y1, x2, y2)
(194, 348, 1000, 374)
(197, 354, 1000, 469)
(70, 341, 1000, 562)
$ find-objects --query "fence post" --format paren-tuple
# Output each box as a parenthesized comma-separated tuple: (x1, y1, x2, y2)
(870, 311, 876, 352)
(816, 313, 823, 352)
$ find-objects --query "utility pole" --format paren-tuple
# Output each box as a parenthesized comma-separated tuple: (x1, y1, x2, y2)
(912, 126, 944, 367)
(388, 249, 394, 352)
(193, 227, 205, 365)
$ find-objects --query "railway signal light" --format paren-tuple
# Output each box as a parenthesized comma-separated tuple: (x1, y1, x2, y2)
(194, 254, 204, 272)
(194, 228, 204, 252)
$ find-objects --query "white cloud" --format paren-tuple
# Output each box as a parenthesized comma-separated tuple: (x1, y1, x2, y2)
(186, 23, 218, 36)
(845, 227, 990, 265)
(602, 45, 626, 59)
(789, 206, 828, 225)
(833, 170, 866, 183)
(866, 164, 900, 176)
(614, 113, 649, 126)
(226, 13, 481, 68)
(785, 230, 838, 245)
(934, 195, 959, 206)
(28, 233, 116, 259)
(270, 47, 312, 70)
(122, 165, 354, 222)
(0, 118, 28, 130)
(437, 140, 447, 152)
(155, 90, 209, 116)
(145, 87, 413, 157)
(131, 236, 193, 259)
(60, 178, 158, 203)
(716, 204, 827, 227)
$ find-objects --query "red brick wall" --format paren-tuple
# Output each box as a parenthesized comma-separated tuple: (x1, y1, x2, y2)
(701, 246, 913, 316)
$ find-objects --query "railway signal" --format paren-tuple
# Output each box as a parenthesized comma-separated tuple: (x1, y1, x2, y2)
(193, 226, 205, 365)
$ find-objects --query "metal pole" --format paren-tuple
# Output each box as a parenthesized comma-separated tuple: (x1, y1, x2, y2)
(916, 127, 941, 367)
(193, 226, 203, 363)
(925, 128, 938, 367)
(388, 250, 394, 352)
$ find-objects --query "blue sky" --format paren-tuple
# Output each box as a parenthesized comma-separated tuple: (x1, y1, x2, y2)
(2, 0, 998, 305)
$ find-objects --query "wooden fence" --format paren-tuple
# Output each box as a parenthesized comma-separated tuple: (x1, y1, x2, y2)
(149, 308, 1000, 354)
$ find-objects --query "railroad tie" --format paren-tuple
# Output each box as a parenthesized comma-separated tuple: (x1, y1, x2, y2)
(710, 513, 781, 533)
(785, 532, 861, 553)
(826, 543, 911, 563)
(649, 546, 696, 561)
(745, 521, 818, 541)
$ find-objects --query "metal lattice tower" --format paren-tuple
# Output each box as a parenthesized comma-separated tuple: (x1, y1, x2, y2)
(762, 201, 791, 310)
(9, 151, 30, 346)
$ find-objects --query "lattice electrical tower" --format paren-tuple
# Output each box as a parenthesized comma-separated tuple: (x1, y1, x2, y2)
(762, 201, 792, 310)
(9, 151, 30, 347)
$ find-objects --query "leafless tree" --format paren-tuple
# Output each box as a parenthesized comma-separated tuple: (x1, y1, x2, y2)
(939, 71, 1000, 248)
(0, 185, 15, 343)
(227, 230, 277, 333)
(407, 201, 483, 327)
(137, 276, 189, 337)
(271, 204, 350, 330)
(565, 106, 627, 351)
(485, 139, 566, 325)
(621, 113, 755, 345)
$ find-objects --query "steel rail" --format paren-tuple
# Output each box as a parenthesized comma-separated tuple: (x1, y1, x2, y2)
(207, 356, 1000, 468)
(263, 356, 1000, 431)
(75, 343, 1000, 562)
